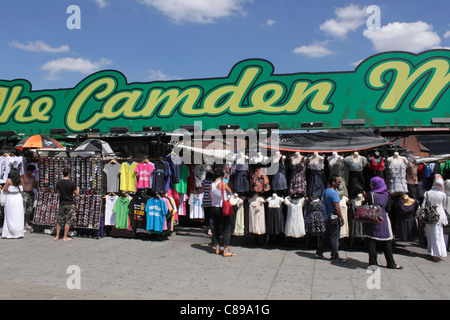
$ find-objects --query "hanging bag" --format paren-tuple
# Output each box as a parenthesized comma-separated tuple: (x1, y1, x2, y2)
(354, 192, 383, 225)
(0, 189, 6, 206)
(221, 181, 234, 217)
(417, 192, 440, 224)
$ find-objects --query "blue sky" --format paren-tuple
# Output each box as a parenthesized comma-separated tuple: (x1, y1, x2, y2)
(1, 0, 449, 90)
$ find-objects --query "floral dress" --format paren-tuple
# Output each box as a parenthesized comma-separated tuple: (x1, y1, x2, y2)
(250, 166, 271, 193)
(288, 156, 308, 196)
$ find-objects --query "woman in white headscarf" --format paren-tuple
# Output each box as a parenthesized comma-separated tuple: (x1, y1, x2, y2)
(422, 175, 448, 261)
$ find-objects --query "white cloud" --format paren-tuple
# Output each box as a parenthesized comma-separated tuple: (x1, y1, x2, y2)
(148, 69, 182, 81)
(444, 30, 450, 39)
(10, 40, 69, 53)
(363, 21, 441, 52)
(293, 41, 335, 58)
(319, 4, 367, 38)
(138, 0, 249, 24)
(265, 19, 275, 27)
(41, 57, 112, 80)
(94, 0, 109, 8)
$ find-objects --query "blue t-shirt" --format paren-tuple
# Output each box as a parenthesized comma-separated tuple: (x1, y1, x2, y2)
(323, 187, 340, 220)
(145, 198, 168, 232)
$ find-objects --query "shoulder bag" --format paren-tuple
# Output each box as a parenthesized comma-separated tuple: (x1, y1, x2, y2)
(354, 192, 383, 225)
(221, 182, 234, 216)
(0, 189, 6, 206)
(417, 192, 440, 224)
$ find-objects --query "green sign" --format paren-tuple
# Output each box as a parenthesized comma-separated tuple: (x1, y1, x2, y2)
(1, 49, 449, 134)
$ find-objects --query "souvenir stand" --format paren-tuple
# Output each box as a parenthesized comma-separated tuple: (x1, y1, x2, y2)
(32, 148, 105, 238)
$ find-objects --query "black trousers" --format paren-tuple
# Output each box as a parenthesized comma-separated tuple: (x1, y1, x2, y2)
(366, 238, 396, 268)
(211, 206, 232, 247)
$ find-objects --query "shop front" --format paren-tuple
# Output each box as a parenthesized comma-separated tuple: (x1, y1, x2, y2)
(1, 49, 450, 246)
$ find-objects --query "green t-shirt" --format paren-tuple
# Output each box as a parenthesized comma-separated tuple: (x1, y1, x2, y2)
(113, 196, 131, 229)
(173, 164, 190, 194)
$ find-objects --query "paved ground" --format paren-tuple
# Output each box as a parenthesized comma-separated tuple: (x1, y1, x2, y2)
(0, 226, 449, 303)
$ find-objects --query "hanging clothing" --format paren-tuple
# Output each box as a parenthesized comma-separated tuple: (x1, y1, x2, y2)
(271, 161, 288, 191)
(113, 196, 131, 229)
(151, 161, 171, 194)
(340, 196, 349, 238)
(1, 186, 24, 239)
(103, 162, 121, 193)
(128, 193, 150, 230)
(288, 156, 307, 196)
(266, 196, 284, 235)
(369, 156, 385, 178)
(386, 159, 408, 194)
(119, 161, 137, 192)
(104, 194, 118, 226)
(231, 163, 250, 193)
(135, 162, 155, 190)
(145, 197, 168, 233)
(173, 164, 190, 194)
(345, 155, 367, 198)
(250, 167, 270, 193)
(284, 197, 306, 238)
(189, 193, 204, 219)
(305, 199, 325, 234)
(231, 196, 245, 236)
(248, 196, 266, 235)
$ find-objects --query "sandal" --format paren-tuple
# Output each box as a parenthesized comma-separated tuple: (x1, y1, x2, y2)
(215, 247, 223, 255)
(388, 265, 403, 270)
(223, 251, 235, 257)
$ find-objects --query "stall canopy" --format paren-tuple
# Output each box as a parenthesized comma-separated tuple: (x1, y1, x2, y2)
(74, 139, 116, 158)
(260, 131, 391, 153)
(14, 135, 64, 151)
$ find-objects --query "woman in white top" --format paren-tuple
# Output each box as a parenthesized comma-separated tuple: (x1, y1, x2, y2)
(422, 175, 448, 262)
(1, 168, 24, 239)
(209, 167, 234, 257)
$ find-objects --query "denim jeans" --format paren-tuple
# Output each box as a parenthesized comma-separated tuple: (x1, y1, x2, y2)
(316, 220, 341, 259)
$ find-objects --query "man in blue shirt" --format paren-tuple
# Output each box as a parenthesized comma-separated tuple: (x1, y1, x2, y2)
(316, 174, 345, 262)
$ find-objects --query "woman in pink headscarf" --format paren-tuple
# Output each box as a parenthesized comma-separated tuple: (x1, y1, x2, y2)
(422, 174, 448, 262)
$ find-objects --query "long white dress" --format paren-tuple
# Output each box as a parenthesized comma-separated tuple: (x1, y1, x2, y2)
(248, 196, 265, 235)
(2, 186, 24, 239)
(284, 197, 306, 238)
(423, 190, 448, 258)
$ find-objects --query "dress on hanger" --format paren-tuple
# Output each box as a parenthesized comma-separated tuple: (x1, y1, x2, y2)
(248, 196, 266, 235)
(327, 154, 348, 196)
(231, 163, 250, 193)
(231, 196, 245, 236)
(305, 199, 325, 234)
(339, 196, 349, 238)
(344, 155, 367, 198)
(266, 196, 284, 235)
(386, 159, 408, 194)
(288, 156, 308, 196)
(284, 197, 306, 238)
(250, 166, 271, 193)
(307, 158, 326, 197)
(271, 161, 288, 191)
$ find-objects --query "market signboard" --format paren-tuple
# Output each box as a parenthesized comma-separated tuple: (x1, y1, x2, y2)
(0, 49, 449, 134)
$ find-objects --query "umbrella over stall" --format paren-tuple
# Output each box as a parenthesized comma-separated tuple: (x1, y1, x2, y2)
(14, 135, 64, 151)
(74, 139, 116, 158)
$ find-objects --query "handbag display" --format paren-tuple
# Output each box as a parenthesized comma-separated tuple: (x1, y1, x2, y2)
(354, 192, 382, 225)
(221, 181, 234, 217)
(417, 192, 440, 224)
